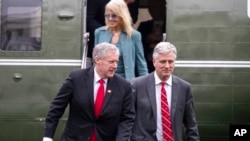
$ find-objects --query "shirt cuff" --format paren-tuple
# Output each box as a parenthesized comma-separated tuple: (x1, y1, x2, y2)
(43, 137, 53, 141)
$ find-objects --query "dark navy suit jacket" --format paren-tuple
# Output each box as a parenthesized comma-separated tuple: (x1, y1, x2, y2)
(44, 67, 135, 141)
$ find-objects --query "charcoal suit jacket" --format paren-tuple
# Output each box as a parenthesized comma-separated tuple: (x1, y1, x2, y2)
(130, 73, 199, 141)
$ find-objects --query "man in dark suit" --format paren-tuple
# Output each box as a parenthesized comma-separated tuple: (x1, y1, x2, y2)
(86, 0, 139, 59)
(130, 42, 199, 141)
(43, 42, 135, 141)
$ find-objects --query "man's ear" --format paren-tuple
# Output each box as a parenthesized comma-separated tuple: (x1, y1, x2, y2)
(93, 56, 99, 64)
(95, 56, 103, 64)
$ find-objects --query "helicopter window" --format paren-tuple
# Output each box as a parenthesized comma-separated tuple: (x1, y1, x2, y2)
(0, 0, 42, 51)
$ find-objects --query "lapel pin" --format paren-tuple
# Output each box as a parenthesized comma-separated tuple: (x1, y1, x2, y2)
(107, 89, 112, 94)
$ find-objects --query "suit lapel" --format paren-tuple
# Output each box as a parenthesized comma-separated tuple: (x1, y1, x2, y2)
(98, 28, 112, 43)
(146, 74, 157, 122)
(119, 32, 129, 53)
(101, 76, 116, 112)
(171, 75, 179, 121)
(103, 31, 112, 42)
(85, 67, 95, 116)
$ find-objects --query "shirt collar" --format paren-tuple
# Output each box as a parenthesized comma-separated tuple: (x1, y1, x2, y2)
(154, 71, 172, 86)
(94, 67, 107, 84)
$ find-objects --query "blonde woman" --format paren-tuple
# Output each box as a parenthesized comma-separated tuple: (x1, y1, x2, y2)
(95, 0, 148, 81)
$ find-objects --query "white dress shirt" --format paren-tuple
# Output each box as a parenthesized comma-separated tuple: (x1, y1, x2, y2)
(94, 68, 107, 102)
(154, 72, 172, 141)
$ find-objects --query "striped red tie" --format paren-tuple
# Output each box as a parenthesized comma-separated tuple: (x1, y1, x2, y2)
(90, 79, 105, 141)
(161, 82, 173, 141)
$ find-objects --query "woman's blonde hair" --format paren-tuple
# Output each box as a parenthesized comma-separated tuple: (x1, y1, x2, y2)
(105, 0, 133, 38)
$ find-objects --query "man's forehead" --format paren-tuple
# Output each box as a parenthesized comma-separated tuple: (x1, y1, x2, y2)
(105, 57, 119, 61)
(155, 54, 176, 60)
(106, 51, 119, 56)
(103, 54, 119, 60)
(158, 52, 175, 57)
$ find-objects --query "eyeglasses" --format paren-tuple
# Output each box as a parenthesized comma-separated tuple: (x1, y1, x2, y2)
(104, 14, 118, 19)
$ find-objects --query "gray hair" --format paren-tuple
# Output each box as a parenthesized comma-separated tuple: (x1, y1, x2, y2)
(92, 42, 119, 60)
(152, 42, 177, 59)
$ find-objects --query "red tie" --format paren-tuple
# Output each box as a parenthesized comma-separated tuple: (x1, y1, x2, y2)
(95, 79, 105, 118)
(90, 79, 105, 141)
(161, 82, 173, 141)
